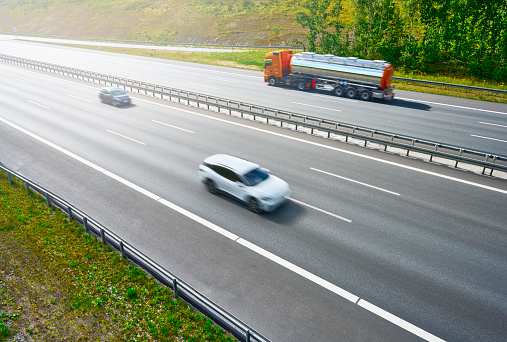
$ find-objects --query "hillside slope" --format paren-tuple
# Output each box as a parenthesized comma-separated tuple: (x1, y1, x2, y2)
(0, 0, 304, 46)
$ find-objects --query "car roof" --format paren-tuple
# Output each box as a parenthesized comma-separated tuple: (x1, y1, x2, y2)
(101, 87, 124, 91)
(204, 154, 259, 174)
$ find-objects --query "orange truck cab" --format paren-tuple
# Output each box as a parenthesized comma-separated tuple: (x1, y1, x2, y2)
(264, 50, 293, 85)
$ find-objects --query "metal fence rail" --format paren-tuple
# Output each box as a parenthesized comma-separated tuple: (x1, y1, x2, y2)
(1, 53, 506, 176)
(0, 165, 270, 342)
(392, 76, 507, 95)
(2, 32, 296, 50)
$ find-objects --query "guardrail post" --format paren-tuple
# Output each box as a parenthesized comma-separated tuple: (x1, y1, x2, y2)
(430, 144, 438, 162)
(100, 229, 106, 244)
(45, 193, 51, 207)
(455, 149, 463, 168)
(490, 156, 497, 176)
(482, 155, 490, 174)
(7, 172, 12, 184)
(67, 207, 73, 219)
(120, 241, 126, 258)
(25, 181, 30, 192)
(246, 330, 251, 342)
(83, 217, 89, 232)
(173, 279, 178, 299)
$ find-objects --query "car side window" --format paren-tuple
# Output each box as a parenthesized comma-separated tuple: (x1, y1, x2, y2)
(211, 166, 241, 183)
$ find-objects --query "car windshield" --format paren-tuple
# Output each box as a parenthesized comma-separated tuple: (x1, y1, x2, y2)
(242, 168, 269, 186)
(111, 89, 126, 95)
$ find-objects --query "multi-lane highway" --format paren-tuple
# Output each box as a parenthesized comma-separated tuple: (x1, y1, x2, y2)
(1, 37, 507, 342)
(1, 35, 507, 155)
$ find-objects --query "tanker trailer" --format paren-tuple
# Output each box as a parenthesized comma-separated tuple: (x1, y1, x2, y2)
(264, 50, 394, 102)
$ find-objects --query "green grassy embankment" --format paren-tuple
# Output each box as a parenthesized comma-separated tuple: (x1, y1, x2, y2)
(0, 170, 236, 342)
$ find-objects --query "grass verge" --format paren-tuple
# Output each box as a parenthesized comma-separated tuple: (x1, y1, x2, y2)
(0, 170, 237, 342)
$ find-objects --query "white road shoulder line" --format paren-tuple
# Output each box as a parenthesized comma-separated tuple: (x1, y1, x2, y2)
(292, 102, 342, 112)
(0, 115, 444, 342)
(152, 120, 194, 133)
(237, 238, 359, 302)
(396, 97, 507, 115)
(311, 167, 401, 196)
(106, 130, 146, 145)
(358, 299, 446, 342)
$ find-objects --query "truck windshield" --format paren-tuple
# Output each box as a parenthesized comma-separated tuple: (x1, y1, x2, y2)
(264, 59, 272, 67)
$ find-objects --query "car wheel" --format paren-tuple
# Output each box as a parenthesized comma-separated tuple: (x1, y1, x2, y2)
(268, 77, 277, 87)
(206, 179, 218, 194)
(247, 198, 262, 213)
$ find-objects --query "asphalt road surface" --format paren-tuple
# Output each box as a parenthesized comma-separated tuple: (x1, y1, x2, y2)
(1, 39, 506, 342)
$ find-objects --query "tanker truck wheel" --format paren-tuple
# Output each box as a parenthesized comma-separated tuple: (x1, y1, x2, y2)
(334, 86, 344, 97)
(345, 87, 357, 99)
(297, 81, 307, 91)
(359, 89, 372, 101)
(268, 77, 277, 87)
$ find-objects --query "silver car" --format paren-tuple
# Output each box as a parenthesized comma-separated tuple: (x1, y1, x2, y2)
(199, 154, 291, 213)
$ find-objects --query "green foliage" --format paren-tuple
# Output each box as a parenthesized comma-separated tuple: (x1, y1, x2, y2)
(0, 170, 237, 341)
(293, 0, 507, 83)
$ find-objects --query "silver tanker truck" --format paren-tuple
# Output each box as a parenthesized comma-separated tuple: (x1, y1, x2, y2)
(264, 50, 395, 102)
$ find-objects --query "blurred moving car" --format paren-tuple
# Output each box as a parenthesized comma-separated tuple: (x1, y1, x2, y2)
(99, 87, 131, 106)
(199, 154, 291, 213)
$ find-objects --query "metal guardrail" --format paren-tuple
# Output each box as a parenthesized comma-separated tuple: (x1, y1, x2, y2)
(392, 77, 507, 95)
(2, 32, 298, 50)
(5, 32, 507, 94)
(1, 53, 506, 176)
(0, 164, 269, 342)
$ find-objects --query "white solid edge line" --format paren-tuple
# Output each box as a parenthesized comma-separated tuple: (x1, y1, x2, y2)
(152, 120, 194, 133)
(157, 198, 239, 241)
(396, 97, 507, 115)
(0, 117, 105, 172)
(288, 197, 352, 222)
(358, 299, 446, 342)
(236, 238, 359, 303)
(137, 98, 507, 195)
(311, 167, 401, 196)
(1, 92, 448, 341)
(470, 134, 507, 144)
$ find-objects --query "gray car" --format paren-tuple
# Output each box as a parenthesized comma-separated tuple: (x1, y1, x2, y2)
(99, 87, 131, 106)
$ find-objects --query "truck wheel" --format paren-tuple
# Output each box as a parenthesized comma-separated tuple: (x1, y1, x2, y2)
(334, 86, 344, 97)
(297, 81, 307, 91)
(359, 89, 372, 101)
(345, 87, 357, 99)
(268, 77, 277, 87)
